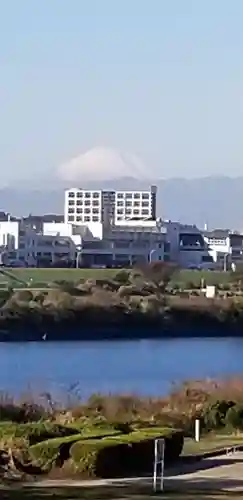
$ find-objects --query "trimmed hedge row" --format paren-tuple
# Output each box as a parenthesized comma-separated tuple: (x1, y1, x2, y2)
(70, 429, 184, 478)
(30, 428, 122, 463)
(0, 421, 76, 444)
(29, 427, 183, 478)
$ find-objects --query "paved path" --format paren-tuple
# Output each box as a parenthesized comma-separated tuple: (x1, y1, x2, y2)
(17, 451, 243, 493)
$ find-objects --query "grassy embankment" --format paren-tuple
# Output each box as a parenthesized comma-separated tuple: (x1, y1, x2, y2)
(0, 264, 241, 337)
(0, 267, 232, 289)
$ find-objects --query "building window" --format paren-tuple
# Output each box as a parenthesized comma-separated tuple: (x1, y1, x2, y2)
(93, 192, 99, 198)
(77, 208, 82, 214)
(77, 192, 83, 198)
(93, 208, 99, 214)
(142, 209, 149, 215)
(76, 216, 82, 221)
(84, 216, 90, 222)
(142, 193, 149, 200)
(68, 191, 75, 198)
(84, 200, 91, 206)
(134, 193, 140, 199)
(117, 201, 124, 207)
(84, 208, 91, 214)
(68, 216, 74, 222)
(133, 209, 139, 215)
(68, 200, 75, 206)
(93, 200, 100, 206)
(142, 201, 149, 207)
(134, 201, 140, 207)
(92, 216, 99, 222)
(85, 192, 91, 198)
(76, 200, 82, 206)
(125, 193, 132, 199)
(117, 216, 123, 220)
(68, 208, 75, 214)
(117, 209, 124, 215)
(125, 201, 132, 207)
(117, 193, 124, 199)
(126, 209, 132, 215)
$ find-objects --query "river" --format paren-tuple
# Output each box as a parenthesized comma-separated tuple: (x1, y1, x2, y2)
(0, 338, 242, 400)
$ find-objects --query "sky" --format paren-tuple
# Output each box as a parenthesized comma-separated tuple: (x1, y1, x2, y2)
(1, 0, 243, 185)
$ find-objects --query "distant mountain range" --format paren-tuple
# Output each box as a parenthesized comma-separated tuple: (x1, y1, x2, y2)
(1, 176, 242, 230)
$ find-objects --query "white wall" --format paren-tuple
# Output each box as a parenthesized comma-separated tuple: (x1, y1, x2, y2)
(0, 221, 19, 249)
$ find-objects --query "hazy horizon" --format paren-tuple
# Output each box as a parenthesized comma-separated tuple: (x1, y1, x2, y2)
(1, 1, 243, 186)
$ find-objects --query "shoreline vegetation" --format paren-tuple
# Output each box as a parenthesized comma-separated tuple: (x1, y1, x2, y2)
(1, 378, 243, 481)
(0, 264, 243, 339)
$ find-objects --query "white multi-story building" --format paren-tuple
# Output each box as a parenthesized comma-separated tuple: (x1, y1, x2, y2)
(64, 186, 157, 225)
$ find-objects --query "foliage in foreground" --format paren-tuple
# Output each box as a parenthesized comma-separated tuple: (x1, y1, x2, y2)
(1, 378, 243, 478)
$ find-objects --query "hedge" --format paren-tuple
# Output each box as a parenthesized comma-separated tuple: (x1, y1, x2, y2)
(0, 421, 77, 443)
(30, 428, 123, 464)
(70, 428, 184, 478)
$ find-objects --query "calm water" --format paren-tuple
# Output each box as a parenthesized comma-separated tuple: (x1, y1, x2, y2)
(0, 338, 242, 400)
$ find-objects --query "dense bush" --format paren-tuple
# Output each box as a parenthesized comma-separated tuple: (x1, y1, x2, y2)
(0, 421, 77, 445)
(70, 429, 183, 478)
(203, 400, 235, 430)
(225, 404, 243, 431)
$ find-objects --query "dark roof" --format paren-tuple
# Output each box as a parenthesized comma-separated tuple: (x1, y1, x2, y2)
(204, 229, 230, 239)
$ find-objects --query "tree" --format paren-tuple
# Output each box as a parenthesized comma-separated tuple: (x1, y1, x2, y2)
(136, 262, 178, 297)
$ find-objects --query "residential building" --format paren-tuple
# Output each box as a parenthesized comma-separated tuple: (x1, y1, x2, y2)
(64, 186, 157, 225)
(165, 221, 215, 269)
(43, 219, 167, 267)
(204, 229, 243, 268)
(0, 220, 76, 267)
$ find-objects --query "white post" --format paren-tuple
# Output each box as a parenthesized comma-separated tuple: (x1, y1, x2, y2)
(153, 439, 165, 493)
(153, 439, 158, 492)
(195, 419, 200, 442)
(160, 439, 165, 492)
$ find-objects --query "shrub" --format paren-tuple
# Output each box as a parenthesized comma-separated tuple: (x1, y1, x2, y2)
(71, 428, 183, 478)
(225, 404, 243, 431)
(0, 422, 77, 444)
(30, 427, 123, 465)
(113, 270, 130, 284)
(30, 433, 84, 464)
(203, 400, 235, 430)
(11, 290, 33, 302)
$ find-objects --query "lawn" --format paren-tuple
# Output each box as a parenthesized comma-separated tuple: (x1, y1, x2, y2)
(183, 435, 243, 455)
(0, 268, 232, 287)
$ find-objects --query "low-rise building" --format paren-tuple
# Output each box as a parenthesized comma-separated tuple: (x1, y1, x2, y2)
(204, 229, 243, 269)
(165, 221, 215, 269)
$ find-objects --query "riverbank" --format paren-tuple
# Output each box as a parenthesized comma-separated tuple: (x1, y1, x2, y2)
(0, 379, 243, 482)
(0, 264, 242, 340)
(0, 292, 242, 341)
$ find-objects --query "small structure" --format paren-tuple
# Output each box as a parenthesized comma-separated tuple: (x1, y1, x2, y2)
(205, 285, 216, 299)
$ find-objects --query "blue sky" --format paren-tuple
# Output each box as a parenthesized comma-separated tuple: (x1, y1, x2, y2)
(1, 0, 243, 184)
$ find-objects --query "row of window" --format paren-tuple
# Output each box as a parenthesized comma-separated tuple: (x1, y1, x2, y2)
(68, 191, 100, 199)
(68, 207, 100, 214)
(68, 199, 100, 207)
(68, 215, 99, 222)
(116, 209, 149, 216)
(116, 192, 150, 200)
(116, 200, 149, 207)
(68, 191, 150, 200)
